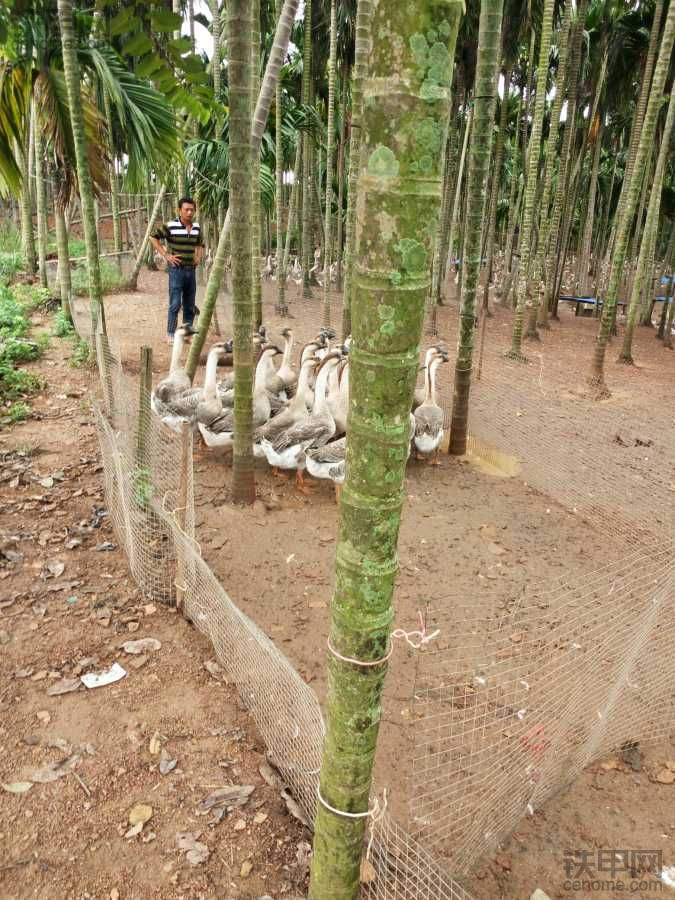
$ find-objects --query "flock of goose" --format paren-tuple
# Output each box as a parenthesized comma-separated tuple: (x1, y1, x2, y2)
(150, 326, 449, 499)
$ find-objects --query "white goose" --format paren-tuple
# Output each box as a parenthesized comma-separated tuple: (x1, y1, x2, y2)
(153, 342, 224, 434)
(152, 326, 191, 408)
(306, 436, 346, 501)
(260, 353, 340, 493)
(413, 349, 447, 464)
(198, 346, 281, 449)
(276, 328, 297, 395)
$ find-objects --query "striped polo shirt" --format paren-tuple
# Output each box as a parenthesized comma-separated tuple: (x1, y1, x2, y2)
(153, 218, 204, 266)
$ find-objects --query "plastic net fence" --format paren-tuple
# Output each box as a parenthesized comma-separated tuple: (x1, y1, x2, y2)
(87, 275, 674, 897)
(410, 544, 675, 872)
(91, 333, 473, 900)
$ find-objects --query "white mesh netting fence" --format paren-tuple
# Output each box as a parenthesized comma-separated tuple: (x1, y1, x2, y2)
(88, 271, 673, 897)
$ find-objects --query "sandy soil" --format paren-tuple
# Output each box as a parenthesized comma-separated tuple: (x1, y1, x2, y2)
(2, 271, 674, 900)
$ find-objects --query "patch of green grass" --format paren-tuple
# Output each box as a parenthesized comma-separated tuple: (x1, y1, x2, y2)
(0, 251, 22, 284)
(0, 223, 21, 254)
(5, 401, 31, 423)
(53, 307, 76, 338)
(71, 258, 124, 295)
(69, 337, 92, 368)
(0, 282, 47, 421)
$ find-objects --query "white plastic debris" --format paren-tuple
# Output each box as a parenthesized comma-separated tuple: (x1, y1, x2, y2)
(80, 662, 127, 689)
(661, 866, 675, 890)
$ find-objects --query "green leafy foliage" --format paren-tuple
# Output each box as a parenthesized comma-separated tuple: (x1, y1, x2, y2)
(52, 307, 75, 337)
(0, 283, 46, 418)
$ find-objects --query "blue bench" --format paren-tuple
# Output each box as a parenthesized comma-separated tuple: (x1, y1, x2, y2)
(559, 295, 627, 317)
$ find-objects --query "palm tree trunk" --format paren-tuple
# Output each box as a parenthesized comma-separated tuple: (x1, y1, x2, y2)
(251, 0, 263, 329)
(428, 127, 456, 333)
(449, 0, 504, 455)
(277, 143, 302, 314)
(526, 1, 573, 333)
(340, 0, 371, 339)
(509, 0, 555, 357)
(619, 87, 675, 364)
(54, 201, 73, 320)
(57, 0, 104, 339)
(129, 186, 166, 290)
(334, 67, 348, 291)
(301, 0, 313, 298)
(32, 104, 49, 291)
(590, 1, 674, 393)
(482, 65, 511, 312)
(321, 0, 338, 326)
(307, 3, 463, 896)
(274, 0, 284, 308)
(544, 5, 586, 319)
(186, 0, 300, 379)
(17, 137, 37, 275)
(229, 0, 255, 504)
(577, 120, 603, 296)
(446, 107, 471, 284)
(656, 229, 675, 339)
(615, 0, 664, 229)
(210, 0, 222, 99)
(103, 92, 122, 262)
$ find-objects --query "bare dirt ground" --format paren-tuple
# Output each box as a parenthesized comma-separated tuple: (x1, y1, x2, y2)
(3, 269, 674, 900)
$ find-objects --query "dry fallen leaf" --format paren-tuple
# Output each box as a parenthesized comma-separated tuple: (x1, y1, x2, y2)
(655, 769, 675, 785)
(2, 781, 33, 794)
(176, 831, 209, 866)
(360, 858, 377, 884)
(31, 754, 80, 783)
(240, 860, 253, 878)
(122, 638, 161, 654)
(149, 732, 161, 755)
(128, 803, 153, 826)
(46, 559, 65, 577)
(159, 749, 177, 775)
(47, 677, 80, 696)
(253, 811, 268, 825)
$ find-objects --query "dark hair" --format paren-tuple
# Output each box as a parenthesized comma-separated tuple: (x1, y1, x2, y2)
(178, 197, 196, 208)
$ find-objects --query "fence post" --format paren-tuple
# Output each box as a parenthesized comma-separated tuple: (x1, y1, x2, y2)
(175, 420, 191, 612)
(135, 346, 153, 467)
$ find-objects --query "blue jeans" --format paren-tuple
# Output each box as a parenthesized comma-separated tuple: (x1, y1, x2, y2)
(167, 266, 197, 335)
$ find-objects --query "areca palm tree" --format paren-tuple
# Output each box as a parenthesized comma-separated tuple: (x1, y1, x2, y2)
(508, 0, 556, 358)
(321, 0, 337, 326)
(307, 1, 463, 894)
(56, 0, 104, 337)
(590, 0, 674, 395)
(449, 0, 505, 455)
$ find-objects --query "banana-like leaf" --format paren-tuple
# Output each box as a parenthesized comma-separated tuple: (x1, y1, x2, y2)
(0, 61, 30, 195)
(34, 65, 110, 203)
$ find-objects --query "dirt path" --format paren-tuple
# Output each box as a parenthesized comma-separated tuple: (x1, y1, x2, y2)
(0, 317, 310, 900)
(2, 285, 674, 900)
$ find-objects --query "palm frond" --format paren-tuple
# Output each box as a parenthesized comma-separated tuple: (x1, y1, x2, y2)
(81, 44, 179, 189)
(0, 60, 31, 196)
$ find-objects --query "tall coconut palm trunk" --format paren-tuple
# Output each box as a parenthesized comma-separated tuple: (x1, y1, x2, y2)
(32, 106, 49, 291)
(300, 0, 313, 298)
(56, 0, 104, 340)
(334, 69, 348, 291)
(526, 2, 572, 334)
(619, 86, 675, 364)
(577, 118, 603, 296)
(274, 0, 284, 311)
(307, 2, 463, 896)
(251, 0, 263, 329)
(185, 0, 300, 379)
(482, 65, 511, 313)
(17, 135, 37, 275)
(103, 92, 122, 262)
(321, 0, 338, 327)
(449, 0, 505, 456)
(340, 0, 372, 339)
(129, 186, 166, 290)
(509, 0, 556, 358)
(277, 143, 302, 314)
(229, 0, 255, 504)
(590, 1, 674, 394)
(210, 0, 222, 98)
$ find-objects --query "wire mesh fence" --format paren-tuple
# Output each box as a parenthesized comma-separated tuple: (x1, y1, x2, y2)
(85, 264, 674, 897)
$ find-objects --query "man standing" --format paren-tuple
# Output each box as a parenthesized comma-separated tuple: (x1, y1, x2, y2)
(150, 197, 205, 342)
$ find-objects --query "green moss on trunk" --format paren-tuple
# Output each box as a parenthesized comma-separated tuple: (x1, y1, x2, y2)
(307, 3, 463, 897)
